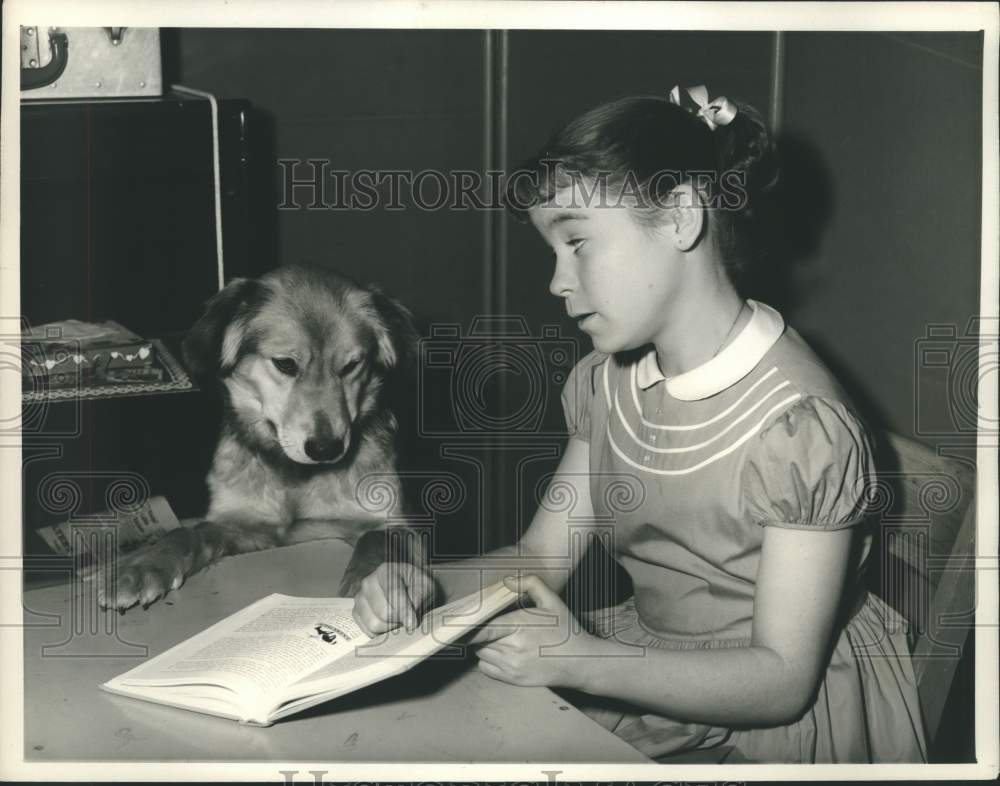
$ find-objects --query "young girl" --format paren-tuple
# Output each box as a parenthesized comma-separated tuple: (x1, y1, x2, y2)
(351, 86, 928, 764)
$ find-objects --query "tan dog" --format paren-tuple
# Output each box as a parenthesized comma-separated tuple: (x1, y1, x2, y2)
(96, 264, 422, 611)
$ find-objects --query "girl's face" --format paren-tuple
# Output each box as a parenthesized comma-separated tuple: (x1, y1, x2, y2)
(529, 184, 683, 355)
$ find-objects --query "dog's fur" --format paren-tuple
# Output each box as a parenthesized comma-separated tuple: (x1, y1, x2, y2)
(97, 264, 422, 611)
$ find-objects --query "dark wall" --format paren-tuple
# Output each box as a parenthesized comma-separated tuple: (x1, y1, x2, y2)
(778, 32, 983, 450)
(174, 29, 488, 326)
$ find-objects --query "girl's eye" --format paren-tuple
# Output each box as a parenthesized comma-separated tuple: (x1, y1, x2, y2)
(568, 238, 586, 253)
(272, 357, 299, 377)
(341, 358, 362, 376)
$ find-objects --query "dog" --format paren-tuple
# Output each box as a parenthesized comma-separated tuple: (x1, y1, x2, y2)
(96, 264, 423, 611)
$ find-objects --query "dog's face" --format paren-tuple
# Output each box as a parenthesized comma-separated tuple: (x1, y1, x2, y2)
(229, 305, 375, 465)
(183, 265, 416, 466)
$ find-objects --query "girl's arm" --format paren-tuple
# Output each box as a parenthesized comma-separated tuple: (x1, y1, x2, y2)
(568, 524, 854, 727)
(431, 437, 597, 603)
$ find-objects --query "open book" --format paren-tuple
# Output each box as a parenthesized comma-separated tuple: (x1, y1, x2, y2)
(101, 581, 519, 726)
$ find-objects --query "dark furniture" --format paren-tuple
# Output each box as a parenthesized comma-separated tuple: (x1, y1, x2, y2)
(20, 92, 254, 579)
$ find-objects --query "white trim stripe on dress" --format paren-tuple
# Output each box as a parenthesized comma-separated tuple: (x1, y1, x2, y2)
(606, 393, 803, 476)
(614, 379, 796, 454)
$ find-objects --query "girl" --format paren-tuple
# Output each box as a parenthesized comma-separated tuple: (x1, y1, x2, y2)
(351, 86, 928, 764)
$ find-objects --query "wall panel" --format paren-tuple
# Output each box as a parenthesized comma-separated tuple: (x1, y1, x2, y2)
(176, 28, 487, 325)
(779, 32, 982, 446)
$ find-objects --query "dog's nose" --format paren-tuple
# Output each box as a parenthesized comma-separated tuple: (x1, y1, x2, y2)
(304, 437, 344, 462)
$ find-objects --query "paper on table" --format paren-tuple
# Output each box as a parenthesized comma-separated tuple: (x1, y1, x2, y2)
(37, 495, 181, 560)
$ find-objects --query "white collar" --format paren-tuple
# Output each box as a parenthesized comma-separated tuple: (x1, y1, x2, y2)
(635, 299, 785, 400)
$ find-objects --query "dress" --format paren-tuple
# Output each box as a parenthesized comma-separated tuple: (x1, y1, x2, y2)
(561, 299, 928, 763)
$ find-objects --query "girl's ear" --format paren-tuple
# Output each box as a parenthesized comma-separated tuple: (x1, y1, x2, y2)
(665, 183, 705, 252)
(368, 284, 419, 372)
(182, 278, 265, 382)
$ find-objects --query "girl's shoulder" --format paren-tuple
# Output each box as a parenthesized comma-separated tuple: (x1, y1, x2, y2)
(743, 392, 876, 530)
(739, 323, 867, 437)
(562, 349, 651, 441)
(568, 348, 612, 383)
(565, 347, 647, 397)
(754, 324, 876, 462)
(560, 349, 612, 442)
(743, 330, 877, 530)
(763, 325, 857, 404)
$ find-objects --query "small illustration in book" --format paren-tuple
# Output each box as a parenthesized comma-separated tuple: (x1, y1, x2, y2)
(312, 623, 344, 645)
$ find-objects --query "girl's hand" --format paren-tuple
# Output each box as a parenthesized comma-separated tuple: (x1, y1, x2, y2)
(351, 561, 436, 636)
(469, 574, 601, 689)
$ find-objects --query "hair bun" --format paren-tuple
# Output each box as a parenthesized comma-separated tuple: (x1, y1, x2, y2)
(714, 100, 779, 212)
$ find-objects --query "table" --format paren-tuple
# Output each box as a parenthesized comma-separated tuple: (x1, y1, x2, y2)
(22, 540, 650, 763)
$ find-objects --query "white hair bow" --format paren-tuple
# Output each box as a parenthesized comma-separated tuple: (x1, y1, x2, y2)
(668, 84, 738, 131)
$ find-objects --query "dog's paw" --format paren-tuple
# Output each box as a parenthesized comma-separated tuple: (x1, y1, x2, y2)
(92, 550, 187, 612)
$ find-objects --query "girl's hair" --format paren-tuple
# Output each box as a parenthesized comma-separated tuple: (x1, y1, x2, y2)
(505, 95, 779, 283)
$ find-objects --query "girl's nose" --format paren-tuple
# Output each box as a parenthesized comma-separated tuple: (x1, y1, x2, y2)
(548, 254, 576, 298)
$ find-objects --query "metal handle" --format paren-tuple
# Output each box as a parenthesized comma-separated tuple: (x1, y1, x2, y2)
(21, 31, 69, 91)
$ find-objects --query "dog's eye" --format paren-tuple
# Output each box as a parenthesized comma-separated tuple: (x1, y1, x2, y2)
(272, 357, 299, 376)
(340, 358, 361, 376)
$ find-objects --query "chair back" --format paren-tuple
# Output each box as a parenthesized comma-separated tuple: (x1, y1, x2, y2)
(869, 432, 977, 751)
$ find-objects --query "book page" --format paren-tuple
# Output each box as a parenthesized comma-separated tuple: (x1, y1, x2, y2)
(105, 584, 519, 724)
(111, 595, 369, 700)
(267, 581, 520, 722)
(291, 581, 518, 689)
(100, 681, 250, 724)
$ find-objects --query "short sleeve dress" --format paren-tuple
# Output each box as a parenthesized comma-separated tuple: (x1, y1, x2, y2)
(561, 299, 927, 764)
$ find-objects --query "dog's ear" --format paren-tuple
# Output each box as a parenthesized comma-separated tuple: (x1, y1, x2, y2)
(368, 284, 419, 372)
(183, 278, 265, 381)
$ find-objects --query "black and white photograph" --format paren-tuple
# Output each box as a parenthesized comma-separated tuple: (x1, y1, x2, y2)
(1, 1, 997, 781)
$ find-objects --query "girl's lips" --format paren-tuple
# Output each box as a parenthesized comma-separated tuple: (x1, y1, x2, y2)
(575, 312, 596, 328)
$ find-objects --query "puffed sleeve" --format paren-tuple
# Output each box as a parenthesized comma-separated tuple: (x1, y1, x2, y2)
(742, 396, 876, 530)
(560, 350, 606, 442)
